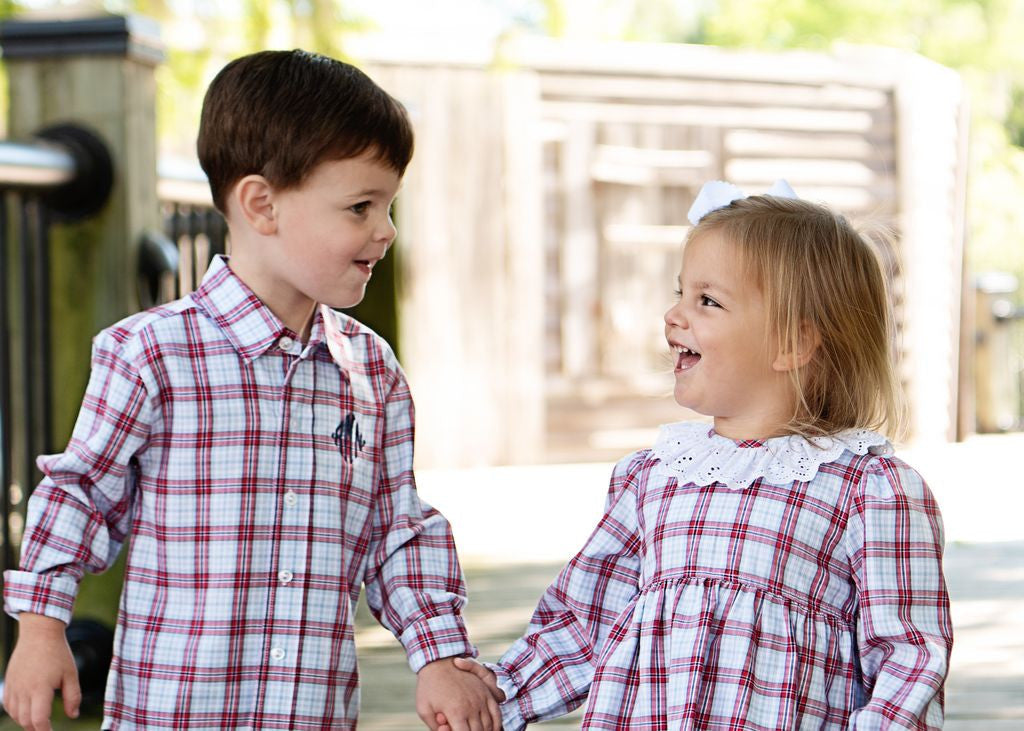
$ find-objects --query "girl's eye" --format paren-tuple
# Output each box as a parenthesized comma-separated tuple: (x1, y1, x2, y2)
(673, 288, 683, 299)
(700, 294, 721, 308)
(350, 202, 370, 215)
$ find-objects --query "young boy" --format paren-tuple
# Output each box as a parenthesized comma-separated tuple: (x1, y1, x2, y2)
(2, 50, 501, 731)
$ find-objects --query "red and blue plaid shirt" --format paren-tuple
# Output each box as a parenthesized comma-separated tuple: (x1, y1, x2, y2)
(4, 256, 474, 729)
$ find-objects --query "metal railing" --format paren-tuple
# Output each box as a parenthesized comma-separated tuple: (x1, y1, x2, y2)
(144, 159, 225, 307)
(0, 126, 113, 660)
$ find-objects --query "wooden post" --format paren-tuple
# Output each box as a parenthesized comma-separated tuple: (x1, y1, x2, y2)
(1, 14, 163, 445)
(0, 14, 163, 624)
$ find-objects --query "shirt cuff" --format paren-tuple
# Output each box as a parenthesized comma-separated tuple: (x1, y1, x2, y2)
(485, 662, 527, 731)
(401, 611, 476, 673)
(3, 570, 78, 625)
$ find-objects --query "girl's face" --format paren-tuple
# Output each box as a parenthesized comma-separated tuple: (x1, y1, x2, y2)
(663, 231, 796, 439)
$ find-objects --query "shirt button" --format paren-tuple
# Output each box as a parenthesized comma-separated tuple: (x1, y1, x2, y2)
(278, 569, 294, 584)
(284, 490, 298, 507)
(278, 335, 294, 351)
(270, 647, 286, 661)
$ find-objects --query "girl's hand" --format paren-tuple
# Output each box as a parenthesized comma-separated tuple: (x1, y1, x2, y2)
(435, 658, 505, 731)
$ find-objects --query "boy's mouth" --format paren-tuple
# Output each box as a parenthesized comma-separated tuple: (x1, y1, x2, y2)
(673, 344, 701, 371)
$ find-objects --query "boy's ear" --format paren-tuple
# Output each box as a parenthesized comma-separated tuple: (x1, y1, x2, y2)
(232, 174, 278, 235)
(772, 321, 821, 372)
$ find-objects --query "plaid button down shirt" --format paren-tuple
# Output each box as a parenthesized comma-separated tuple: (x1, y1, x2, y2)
(490, 425, 952, 730)
(3, 256, 473, 729)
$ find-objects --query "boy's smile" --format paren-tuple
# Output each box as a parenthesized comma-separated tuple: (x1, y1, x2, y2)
(228, 151, 402, 337)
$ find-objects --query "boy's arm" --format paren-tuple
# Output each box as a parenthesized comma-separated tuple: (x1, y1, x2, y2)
(360, 363, 475, 670)
(845, 458, 953, 730)
(479, 453, 645, 731)
(2, 612, 82, 730)
(4, 329, 152, 623)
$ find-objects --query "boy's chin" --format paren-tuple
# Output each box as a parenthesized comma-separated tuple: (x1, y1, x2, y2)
(325, 291, 367, 310)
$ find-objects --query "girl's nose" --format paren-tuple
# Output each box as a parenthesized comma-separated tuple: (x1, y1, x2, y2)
(664, 301, 688, 328)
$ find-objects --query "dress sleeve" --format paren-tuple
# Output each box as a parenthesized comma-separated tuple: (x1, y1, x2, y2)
(487, 452, 645, 730)
(844, 456, 953, 730)
(3, 329, 153, 624)
(360, 360, 475, 673)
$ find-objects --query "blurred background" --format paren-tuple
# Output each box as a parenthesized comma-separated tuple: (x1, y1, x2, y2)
(0, 0, 1021, 728)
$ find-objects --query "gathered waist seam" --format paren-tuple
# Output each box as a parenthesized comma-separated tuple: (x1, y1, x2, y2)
(638, 574, 855, 626)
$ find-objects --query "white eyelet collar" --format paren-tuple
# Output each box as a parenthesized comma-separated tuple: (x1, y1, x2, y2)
(651, 421, 891, 490)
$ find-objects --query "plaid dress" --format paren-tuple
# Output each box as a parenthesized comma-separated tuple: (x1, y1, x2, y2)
(4, 256, 473, 729)
(490, 422, 952, 730)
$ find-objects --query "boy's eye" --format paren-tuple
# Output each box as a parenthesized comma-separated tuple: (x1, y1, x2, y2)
(350, 201, 370, 215)
(673, 288, 683, 299)
(700, 294, 721, 308)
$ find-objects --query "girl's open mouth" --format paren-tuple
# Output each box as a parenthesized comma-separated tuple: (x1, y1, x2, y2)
(674, 345, 701, 371)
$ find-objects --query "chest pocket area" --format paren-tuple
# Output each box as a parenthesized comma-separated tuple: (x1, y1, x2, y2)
(310, 366, 383, 542)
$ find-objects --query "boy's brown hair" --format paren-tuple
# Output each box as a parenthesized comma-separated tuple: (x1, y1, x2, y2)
(688, 196, 906, 440)
(198, 49, 414, 213)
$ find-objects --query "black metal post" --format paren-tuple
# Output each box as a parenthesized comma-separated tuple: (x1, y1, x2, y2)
(34, 202, 52, 455)
(18, 196, 38, 495)
(0, 194, 14, 662)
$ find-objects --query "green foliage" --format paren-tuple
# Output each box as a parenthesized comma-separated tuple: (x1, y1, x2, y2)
(702, 0, 1024, 297)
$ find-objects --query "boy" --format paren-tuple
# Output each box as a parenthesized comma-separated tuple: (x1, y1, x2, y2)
(2, 50, 501, 730)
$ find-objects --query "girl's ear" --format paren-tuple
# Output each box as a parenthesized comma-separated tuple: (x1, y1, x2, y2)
(772, 321, 821, 372)
(232, 174, 278, 236)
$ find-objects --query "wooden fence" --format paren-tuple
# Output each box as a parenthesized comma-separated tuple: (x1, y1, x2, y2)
(361, 38, 969, 466)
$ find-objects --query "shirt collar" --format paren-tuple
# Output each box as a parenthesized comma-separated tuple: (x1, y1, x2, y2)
(191, 255, 327, 363)
(652, 420, 890, 490)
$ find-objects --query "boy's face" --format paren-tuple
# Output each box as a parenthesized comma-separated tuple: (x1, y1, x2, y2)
(256, 152, 401, 313)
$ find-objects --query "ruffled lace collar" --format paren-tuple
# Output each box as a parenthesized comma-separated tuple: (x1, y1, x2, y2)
(651, 421, 891, 490)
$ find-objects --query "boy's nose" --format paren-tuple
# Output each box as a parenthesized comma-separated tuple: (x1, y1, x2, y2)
(377, 216, 397, 243)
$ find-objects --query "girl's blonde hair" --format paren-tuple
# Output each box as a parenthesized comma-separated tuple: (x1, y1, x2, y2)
(689, 195, 906, 440)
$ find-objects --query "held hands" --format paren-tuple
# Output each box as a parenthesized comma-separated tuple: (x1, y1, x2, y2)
(2, 613, 81, 731)
(416, 656, 503, 731)
(434, 658, 506, 731)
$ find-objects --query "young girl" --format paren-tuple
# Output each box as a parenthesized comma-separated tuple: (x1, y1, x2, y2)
(444, 181, 952, 730)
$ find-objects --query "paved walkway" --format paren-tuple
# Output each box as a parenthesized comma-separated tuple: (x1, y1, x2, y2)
(2, 434, 1020, 729)
(353, 432, 1024, 729)
(355, 542, 1024, 730)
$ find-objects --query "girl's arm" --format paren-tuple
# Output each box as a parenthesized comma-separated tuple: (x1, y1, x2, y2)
(486, 451, 646, 731)
(845, 456, 953, 730)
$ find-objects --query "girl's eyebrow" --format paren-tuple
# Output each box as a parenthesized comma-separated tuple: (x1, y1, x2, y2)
(681, 277, 735, 298)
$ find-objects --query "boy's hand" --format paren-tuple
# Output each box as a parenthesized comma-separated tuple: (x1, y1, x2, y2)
(435, 658, 505, 731)
(2, 613, 81, 731)
(416, 657, 502, 731)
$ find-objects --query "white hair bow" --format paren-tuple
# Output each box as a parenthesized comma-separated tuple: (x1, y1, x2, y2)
(687, 179, 798, 226)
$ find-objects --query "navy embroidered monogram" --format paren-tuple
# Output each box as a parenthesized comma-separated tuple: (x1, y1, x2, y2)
(333, 413, 365, 462)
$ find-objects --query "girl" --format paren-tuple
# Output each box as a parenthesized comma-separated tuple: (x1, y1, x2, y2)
(445, 181, 952, 730)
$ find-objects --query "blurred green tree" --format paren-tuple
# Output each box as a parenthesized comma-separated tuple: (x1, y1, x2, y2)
(702, 0, 1024, 289)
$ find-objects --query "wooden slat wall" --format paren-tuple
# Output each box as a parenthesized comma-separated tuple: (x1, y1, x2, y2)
(359, 39, 967, 466)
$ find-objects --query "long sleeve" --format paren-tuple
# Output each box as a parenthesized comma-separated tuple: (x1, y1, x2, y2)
(488, 452, 645, 730)
(844, 457, 952, 730)
(360, 361, 474, 673)
(3, 329, 153, 624)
